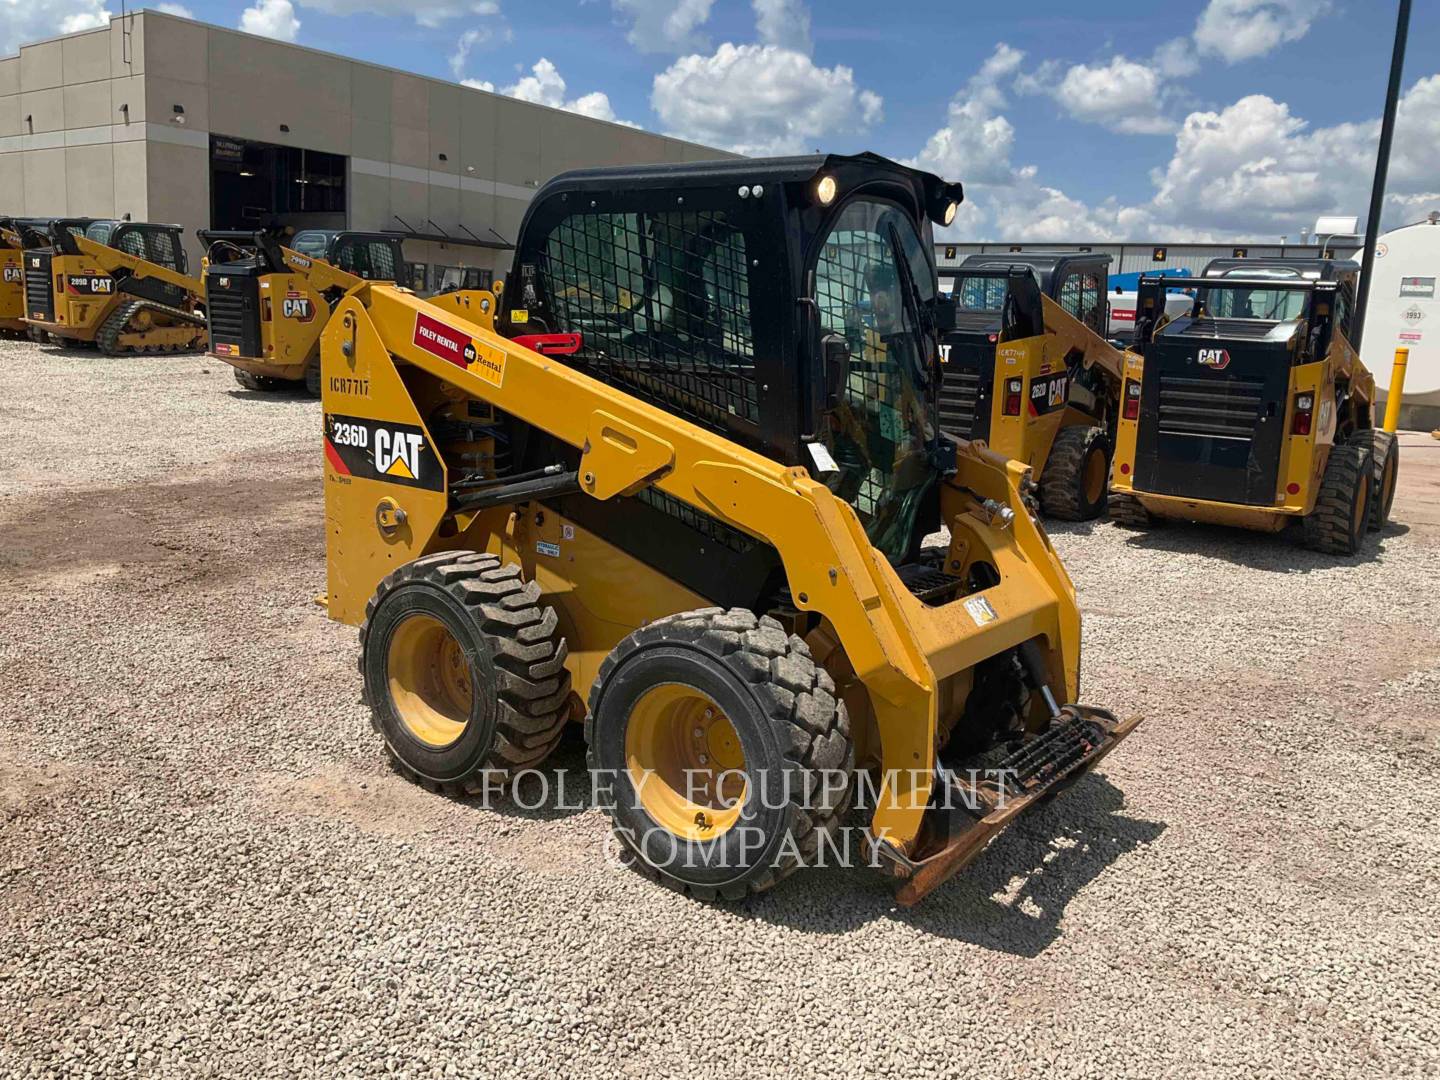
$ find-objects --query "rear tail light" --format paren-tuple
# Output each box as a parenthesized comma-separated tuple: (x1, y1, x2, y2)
(1003, 377, 1023, 416)
(1292, 392, 1314, 436)
(1123, 378, 1141, 420)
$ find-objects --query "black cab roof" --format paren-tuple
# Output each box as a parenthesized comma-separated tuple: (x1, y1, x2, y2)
(1201, 256, 1360, 280)
(954, 250, 1111, 294)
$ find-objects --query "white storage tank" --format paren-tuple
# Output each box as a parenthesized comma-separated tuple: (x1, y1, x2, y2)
(1357, 214, 1440, 430)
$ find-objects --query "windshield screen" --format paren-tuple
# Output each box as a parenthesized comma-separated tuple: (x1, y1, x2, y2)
(1204, 270, 1307, 321)
(814, 198, 936, 564)
(940, 273, 1009, 312)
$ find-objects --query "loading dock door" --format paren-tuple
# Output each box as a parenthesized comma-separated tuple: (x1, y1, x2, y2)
(210, 135, 347, 232)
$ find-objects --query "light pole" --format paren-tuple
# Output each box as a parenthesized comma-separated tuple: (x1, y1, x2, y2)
(1354, 0, 1412, 351)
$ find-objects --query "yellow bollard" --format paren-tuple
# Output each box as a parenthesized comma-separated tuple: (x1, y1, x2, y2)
(1382, 347, 1409, 434)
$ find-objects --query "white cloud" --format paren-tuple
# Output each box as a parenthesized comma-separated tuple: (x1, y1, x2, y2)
(495, 58, 635, 127)
(923, 64, 1440, 244)
(240, 0, 299, 40)
(462, 78, 495, 92)
(913, 43, 1023, 186)
(1, 0, 111, 55)
(295, 0, 497, 29)
(1152, 37, 1201, 79)
(152, 2, 193, 15)
(1020, 55, 1175, 136)
(752, 0, 810, 53)
(611, 0, 713, 53)
(449, 27, 491, 80)
(1193, 0, 1329, 64)
(651, 42, 881, 156)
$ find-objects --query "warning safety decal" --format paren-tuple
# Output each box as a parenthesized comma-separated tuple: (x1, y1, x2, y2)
(323, 413, 444, 491)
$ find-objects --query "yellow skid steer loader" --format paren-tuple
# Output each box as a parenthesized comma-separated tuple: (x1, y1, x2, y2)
(0, 218, 27, 338)
(23, 219, 206, 353)
(937, 253, 1127, 520)
(320, 153, 1141, 904)
(201, 228, 411, 395)
(1111, 257, 1397, 555)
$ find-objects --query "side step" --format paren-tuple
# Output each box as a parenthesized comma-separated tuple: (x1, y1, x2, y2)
(879, 705, 1142, 906)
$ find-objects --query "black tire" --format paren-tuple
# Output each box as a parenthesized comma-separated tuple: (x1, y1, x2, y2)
(1108, 490, 1159, 530)
(360, 551, 571, 795)
(232, 367, 289, 392)
(1302, 445, 1373, 555)
(1348, 428, 1398, 531)
(304, 356, 322, 397)
(1039, 424, 1111, 520)
(587, 608, 853, 900)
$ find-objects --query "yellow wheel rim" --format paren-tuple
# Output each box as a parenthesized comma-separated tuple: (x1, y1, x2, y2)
(386, 613, 473, 748)
(625, 684, 747, 842)
(1083, 446, 1107, 503)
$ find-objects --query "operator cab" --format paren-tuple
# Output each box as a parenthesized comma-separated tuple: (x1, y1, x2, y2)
(288, 230, 405, 281)
(497, 152, 963, 603)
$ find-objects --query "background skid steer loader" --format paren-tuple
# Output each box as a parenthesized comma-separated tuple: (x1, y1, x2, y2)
(1110, 257, 1397, 556)
(320, 153, 1141, 904)
(24, 219, 206, 354)
(937, 253, 1126, 520)
(202, 228, 410, 395)
(0, 219, 27, 338)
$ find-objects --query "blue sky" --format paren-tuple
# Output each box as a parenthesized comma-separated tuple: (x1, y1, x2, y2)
(11, 0, 1439, 241)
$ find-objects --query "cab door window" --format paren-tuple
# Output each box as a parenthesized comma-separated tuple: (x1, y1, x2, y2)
(812, 197, 935, 563)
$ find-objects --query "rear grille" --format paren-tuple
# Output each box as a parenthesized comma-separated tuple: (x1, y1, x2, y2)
(206, 286, 245, 347)
(939, 367, 983, 438)
(24, 253, 52, 321)
(1157, 375, 1264, 440)
(1175, 317, 1292, 340)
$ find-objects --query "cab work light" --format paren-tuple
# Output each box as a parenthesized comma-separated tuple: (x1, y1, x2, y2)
(1003, 377, 1023, 416)
(1123, 378, 1141, 420)
(1292, 392, 1315, 436)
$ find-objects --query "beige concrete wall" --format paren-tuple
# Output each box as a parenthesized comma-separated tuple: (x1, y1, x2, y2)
(0, 22, 148, 220)
(2, 10, 732, 273)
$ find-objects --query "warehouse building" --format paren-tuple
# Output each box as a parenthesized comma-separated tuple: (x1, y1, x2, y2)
(936, 238, 1364, 280)
(0, 11, 730, 288)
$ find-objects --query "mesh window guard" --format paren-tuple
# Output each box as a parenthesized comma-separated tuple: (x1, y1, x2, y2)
(539, 210, 758, 432)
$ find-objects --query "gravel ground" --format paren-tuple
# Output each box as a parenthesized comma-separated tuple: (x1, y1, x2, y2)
(1, 337, 1438, 1079)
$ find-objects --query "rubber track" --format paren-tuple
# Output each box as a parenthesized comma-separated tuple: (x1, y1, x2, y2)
(361, 551, 572, 795)
(587, 607, 854, 901)
(1039, 425, 1108, 521)
(97, 298, 206, 355)
(1107, 491, 1156, 529)
(1302, 445, 1371, 555)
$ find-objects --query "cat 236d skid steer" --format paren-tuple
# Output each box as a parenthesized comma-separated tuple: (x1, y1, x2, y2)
(320, 154, 1141, 904)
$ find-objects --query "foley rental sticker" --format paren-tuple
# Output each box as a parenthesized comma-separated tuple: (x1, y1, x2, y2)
(411, 311, 507, 388)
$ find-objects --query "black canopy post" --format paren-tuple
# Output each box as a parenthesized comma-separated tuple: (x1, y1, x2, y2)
(1354, 0, 1412, 351)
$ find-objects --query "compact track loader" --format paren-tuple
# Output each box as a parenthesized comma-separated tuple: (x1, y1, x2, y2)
(202, 228, 409, 394)
(0, 219, 27, 338)
(1111, 257, 1397, 555)
(24, 219, 206, 353)
(937, 253, 1126, 519)
(321, 153, 1140, 903)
